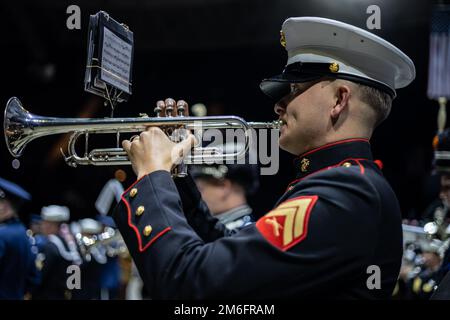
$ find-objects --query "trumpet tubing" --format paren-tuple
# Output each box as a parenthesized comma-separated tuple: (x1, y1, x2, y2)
(4, 97, 281, 168)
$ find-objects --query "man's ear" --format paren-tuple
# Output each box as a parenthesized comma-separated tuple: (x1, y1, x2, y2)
(330, 84, 351, 119)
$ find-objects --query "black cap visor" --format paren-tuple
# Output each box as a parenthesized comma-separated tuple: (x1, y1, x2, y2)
(260, 62, 395, 101)
(260, 73, 323, 101)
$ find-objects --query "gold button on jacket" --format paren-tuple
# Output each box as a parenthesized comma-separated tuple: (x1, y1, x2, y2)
(136, 206, 145, 216)
(143, 225, 152, 236)
(130, 188, 138, 197)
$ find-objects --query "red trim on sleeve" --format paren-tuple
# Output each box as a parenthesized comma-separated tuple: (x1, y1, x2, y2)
(121, 186, 171, 253)
(122, 174, 148, 197)
(141, 227, 172, 252)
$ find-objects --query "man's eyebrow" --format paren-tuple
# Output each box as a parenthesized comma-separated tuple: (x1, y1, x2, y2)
(292, 81, 315, 91)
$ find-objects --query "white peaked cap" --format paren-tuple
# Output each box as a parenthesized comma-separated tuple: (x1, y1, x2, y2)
(261, 17, 416, 100)
(41, 205, 70, 222)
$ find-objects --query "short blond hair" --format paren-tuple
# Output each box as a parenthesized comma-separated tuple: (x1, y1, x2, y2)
(356, 84, 393, 127)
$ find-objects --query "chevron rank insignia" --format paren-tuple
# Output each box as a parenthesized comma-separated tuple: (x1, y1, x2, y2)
(256, 195, 318, 251)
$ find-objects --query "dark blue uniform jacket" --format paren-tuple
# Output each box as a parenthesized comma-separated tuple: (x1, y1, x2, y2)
(0, 218, 39, 299)
(113, 139, 402, 299)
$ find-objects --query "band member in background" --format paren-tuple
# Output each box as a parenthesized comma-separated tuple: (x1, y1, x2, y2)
(113, 17, 415, 298)
(396, 128, 450, 299)
(428, 128, 450, 298)
(0, 177, 39, 299)
(28, 214, 48, 252)
(404, 240, 443, 300)
(173, 142, 259, 242)
(189, 157, 259, 236)
(33, 205, 80, 300)
(423, 129, 450, 231)
(72, 218, 105, 300)
(97, 215, 122, 300)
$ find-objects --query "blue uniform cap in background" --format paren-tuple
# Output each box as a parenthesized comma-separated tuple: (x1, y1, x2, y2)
(29, 214, 42, 223)
(0, 177, 32, 201)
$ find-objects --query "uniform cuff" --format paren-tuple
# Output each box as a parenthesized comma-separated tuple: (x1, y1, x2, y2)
(118, 170, 175, 252)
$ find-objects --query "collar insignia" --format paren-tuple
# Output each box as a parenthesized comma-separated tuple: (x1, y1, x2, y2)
(300, 158, 310, 172)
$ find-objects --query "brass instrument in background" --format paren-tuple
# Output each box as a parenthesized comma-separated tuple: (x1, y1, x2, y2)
(4, 97, 281, 176)
(75, 226, 128, 262)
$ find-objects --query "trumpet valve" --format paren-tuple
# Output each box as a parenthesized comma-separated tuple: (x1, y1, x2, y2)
(165, 99, 175, 117)
(154, 100, 164, 117)
(176, 100, 187, 116)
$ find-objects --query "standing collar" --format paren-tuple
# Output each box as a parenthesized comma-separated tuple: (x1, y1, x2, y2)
(214, 204, 253, 225)
(293, 138, 372, 179)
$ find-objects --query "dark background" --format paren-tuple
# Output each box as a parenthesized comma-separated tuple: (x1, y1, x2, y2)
(0, 0, 445, 222)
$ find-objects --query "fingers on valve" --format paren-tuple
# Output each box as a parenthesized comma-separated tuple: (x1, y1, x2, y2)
(155, 100, 165, 117)
(165, 98, 176, 117)
(155, 98, 188, 117)
(176, 100, 189, 116)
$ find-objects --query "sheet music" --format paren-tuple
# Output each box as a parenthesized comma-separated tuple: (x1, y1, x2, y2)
(100, 27, 132, 93)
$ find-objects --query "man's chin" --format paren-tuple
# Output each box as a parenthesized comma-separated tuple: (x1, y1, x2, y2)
(279, 137, 299, 155)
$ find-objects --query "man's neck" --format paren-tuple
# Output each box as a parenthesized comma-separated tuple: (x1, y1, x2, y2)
(298, 131, 371, 156)
(0, 212, 15, 223)
(213, 193, 247, 216)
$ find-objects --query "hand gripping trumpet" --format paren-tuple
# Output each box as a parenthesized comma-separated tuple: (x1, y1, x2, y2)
(4, 97, 281, 176)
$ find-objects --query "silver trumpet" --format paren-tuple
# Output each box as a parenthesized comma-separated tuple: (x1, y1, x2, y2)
(4, 97, 281, 170)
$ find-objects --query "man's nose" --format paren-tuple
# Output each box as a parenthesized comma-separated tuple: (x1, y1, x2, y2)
(274, 103, 285, 116)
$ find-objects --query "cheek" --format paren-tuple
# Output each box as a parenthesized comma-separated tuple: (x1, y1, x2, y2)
(285, 103, 313, 134)
(198, 188, 211, 202)
(286, 92, 316, 123)
(301, 94, 330, 127)
(200, 187, 220, 204)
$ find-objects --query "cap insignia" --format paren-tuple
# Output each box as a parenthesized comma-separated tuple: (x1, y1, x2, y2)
(329, 62, 339, 73)
(280, 30, 286, 48)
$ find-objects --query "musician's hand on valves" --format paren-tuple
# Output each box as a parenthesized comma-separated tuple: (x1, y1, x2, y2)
(122, 98, 195, 180)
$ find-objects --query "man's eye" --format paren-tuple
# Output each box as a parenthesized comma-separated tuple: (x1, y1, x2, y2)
(291, 84, 307, 95)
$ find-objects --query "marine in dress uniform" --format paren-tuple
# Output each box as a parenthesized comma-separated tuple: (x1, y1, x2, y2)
(0, 177, 39, 299)
(112, 17, 416, 299)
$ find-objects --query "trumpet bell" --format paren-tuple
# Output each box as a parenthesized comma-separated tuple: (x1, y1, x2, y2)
(4, 97, 32, 157)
